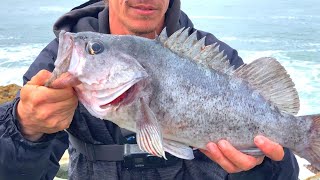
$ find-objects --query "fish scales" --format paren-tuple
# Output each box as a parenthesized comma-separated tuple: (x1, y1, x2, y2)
(46, 28, 320, 168)
(105, 34, 307, 150)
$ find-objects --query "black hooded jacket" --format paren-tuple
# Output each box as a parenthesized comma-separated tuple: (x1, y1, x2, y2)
(0, 0, 299, 179)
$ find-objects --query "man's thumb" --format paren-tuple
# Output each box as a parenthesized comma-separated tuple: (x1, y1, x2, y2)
(28, 70, 52, 86)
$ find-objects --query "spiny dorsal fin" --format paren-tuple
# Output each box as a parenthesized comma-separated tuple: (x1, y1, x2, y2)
(234, 57, 300, 115)
(157, 27, 168, 44)
(158, 27, 233, 75)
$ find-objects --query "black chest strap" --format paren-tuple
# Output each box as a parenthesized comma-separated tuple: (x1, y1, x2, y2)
(67, 131, 125, 161)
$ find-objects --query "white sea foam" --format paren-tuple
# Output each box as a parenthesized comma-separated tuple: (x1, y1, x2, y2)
(238, 50, 284, 63)
(304, 43, 320, 48)
(0, 43, 46, 86)
(0, 43, 46, 64)
(0, 35, 19, 41)
(296, 155, 315, 180)
(0, 67, 27, 86)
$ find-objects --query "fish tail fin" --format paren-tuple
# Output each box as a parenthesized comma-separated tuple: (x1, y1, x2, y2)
(295, 114, 320, 170)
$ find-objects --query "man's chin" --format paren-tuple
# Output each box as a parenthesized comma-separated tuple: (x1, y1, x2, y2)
(125, 22, 160, 37)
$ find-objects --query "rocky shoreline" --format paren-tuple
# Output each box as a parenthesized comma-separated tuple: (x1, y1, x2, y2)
(0, 84, 21, 104)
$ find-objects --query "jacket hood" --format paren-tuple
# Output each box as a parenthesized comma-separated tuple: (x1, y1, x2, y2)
(53, 0, 182, 37)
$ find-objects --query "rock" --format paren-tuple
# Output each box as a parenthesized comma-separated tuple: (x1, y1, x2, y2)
(54, 177, 67, 180)
(306, 173, 320, 180)
(55, 163, 68, 179)
(0, 84, 21, 104)
(55, 151, 69, 179)
(306, 164, 320, 174)
(59, 151, 69, 165)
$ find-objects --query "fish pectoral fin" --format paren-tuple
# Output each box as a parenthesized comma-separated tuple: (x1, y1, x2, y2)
(136, 98, 166, 159)
(240, 148, 264, 157)
(163, 139, 195, 160)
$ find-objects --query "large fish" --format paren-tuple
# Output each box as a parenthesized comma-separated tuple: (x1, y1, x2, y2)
(46, 28, 320, 169)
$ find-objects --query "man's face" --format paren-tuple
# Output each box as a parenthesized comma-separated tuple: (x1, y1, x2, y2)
(109, 0, 170, 36)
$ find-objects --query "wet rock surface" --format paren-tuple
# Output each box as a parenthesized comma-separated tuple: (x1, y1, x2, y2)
(0, 84, 21, 104)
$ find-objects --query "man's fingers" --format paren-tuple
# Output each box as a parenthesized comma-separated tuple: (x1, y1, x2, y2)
(21, 84, 76, 104)
(50, 72, 81, 89)
(254, 135, 284, 161)
(28, 70, 52, 86)
(39, 87, 77, 104)
(217, 140, 263, 171)
(201, 142, 242, 173)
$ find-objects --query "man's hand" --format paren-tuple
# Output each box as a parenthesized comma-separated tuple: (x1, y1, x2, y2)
(17, 70, 78, 141)
(200, 135, 284, 173)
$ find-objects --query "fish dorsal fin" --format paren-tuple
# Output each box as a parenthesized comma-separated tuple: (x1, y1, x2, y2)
(158, 28, 234, 75)
(234, 57, 300, 115)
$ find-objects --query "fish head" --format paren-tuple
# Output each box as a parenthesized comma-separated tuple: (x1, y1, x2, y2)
(57, 31, 150, 120)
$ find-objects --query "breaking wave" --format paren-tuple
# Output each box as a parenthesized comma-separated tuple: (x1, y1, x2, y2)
(0, 43, 46, 86)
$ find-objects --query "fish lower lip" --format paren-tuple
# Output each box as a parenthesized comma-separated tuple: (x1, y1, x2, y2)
(99, 85, 135, 108)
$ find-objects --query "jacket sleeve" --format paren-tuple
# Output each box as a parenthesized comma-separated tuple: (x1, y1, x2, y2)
(0, 39, 69, 180)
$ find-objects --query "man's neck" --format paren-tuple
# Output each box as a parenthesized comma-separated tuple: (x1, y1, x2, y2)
(110, 26, 158, 39)
(109, 14, 165, 39)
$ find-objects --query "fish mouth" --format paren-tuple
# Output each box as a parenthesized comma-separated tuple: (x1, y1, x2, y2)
(96, 79, 145, 109)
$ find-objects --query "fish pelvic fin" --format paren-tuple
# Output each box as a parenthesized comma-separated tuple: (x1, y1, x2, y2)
(136, 97, 166, 159)
(163, 139, 194, 160)
(295, 115, 320, 170)
(234, 57, 300, 115)
(157, 27, 234, 75)
(239, 148, 264, 157)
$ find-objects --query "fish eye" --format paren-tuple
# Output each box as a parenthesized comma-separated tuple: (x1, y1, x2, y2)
(86, 41, 104, 55)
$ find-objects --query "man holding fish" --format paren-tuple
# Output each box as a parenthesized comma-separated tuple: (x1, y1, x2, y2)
(0, 0, 299, 179)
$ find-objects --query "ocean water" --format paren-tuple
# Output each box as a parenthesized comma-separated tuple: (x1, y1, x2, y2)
(0, 0, 87, 85)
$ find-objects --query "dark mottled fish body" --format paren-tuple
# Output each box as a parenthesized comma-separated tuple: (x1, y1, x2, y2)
(47, 29, 320, 168)
(109, 35, 305, 148)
